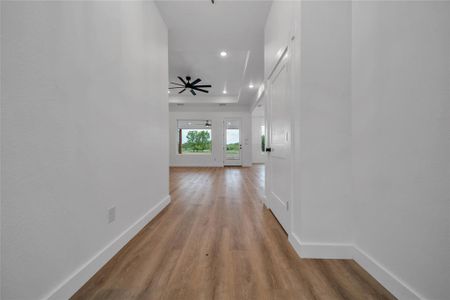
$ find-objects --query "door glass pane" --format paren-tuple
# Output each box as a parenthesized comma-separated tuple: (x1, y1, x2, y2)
(225, 129, 240, 160)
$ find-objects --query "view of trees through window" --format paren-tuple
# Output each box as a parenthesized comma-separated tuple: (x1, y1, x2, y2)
(225, 129, 240, 155)
(178, 129, 212, 154)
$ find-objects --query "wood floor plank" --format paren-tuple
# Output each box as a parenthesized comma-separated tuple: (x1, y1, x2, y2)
(71, 166, 396, 300)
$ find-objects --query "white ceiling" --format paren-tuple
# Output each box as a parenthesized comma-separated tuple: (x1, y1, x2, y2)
(155, 0, 272, 108)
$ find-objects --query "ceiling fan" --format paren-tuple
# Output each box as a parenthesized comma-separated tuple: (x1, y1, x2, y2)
(169, 76, 212, 96)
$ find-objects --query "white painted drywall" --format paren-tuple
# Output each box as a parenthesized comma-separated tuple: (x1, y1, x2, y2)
(169, 108, 252, 167)
(352, 1, 450, 299)
(291, 0, 353, 245)
(266, 1, 450, 298)
(1, 1, 169, 299)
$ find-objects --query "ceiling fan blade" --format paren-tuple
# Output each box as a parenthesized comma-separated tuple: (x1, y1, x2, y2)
(178, 88, 186, 94)
(170, 82, 184, 86)
(192, 87, 209, 93)
(191, 78, 201, 85)
(177, 76, 187, 85)
(190, 89, 196, 96)
(192, 84, 212, 88)
(169, 87, 184, 89)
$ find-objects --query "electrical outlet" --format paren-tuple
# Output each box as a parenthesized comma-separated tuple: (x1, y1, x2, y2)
(108, 206, 116, 224)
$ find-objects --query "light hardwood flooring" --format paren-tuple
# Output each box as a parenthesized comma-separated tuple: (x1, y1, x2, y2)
(72, 166, 396, 300)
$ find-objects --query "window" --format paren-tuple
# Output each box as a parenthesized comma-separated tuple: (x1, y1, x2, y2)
(177, 120, 212, 154)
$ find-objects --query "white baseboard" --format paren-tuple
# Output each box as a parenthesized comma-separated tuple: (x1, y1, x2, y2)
(170, 164, 223, 167)
(289, 233, 353, 259)
(260, 195, 268, 207)
(44, 195, 171, 300)
(352, 246, 422, 300)
(289, 233, 422, 300)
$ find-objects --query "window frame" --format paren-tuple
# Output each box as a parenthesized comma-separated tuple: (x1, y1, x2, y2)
(176, 120, 213, 155)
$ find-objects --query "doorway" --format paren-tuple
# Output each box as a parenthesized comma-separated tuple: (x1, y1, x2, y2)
(265, 46, 293, 234)
(223, 119, 242, 166)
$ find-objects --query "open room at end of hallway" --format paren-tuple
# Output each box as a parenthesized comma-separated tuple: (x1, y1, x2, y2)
(169, 108, 253, 168)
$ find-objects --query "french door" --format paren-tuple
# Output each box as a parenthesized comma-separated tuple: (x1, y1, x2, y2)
(223, 119, 242, 166)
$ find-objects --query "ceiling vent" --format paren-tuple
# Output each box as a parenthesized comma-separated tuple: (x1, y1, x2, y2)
(176, 103, 184, 106)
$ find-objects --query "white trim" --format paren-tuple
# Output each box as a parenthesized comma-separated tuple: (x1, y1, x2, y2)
(44, 195, 171, 300)
(353, 246, 422, 300)
(288, 233, 422, 300)
(289, 233, 353, 259)
(170, 164, 223, 168)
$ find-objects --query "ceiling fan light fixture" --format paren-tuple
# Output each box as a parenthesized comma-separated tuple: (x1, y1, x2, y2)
(222, 90, 227, 94)
(249, 83, 254, 89)
(220, 51, 227, 57)
(169, 76, 212, 96)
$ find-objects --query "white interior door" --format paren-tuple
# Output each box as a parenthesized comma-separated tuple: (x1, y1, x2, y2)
(223, 119, 242, 166)
(266, 47, 292, 232)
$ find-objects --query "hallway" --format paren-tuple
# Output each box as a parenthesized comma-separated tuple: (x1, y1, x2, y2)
(72, 166, 394, 300)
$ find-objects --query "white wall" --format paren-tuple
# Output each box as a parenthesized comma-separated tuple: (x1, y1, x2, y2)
(352, 2, 450, 299)
(264, 0, 353, 251)
(1, 1, 169, 299)
(294, 0, 352, 245)
(169, 107, 252, 167)
(265, 1, 450, 299)
(251, 105, 266, 164)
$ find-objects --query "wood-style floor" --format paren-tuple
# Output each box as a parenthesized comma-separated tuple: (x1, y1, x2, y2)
(72, 166, 396, 300)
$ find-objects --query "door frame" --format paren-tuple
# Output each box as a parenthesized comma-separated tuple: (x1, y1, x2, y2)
(223, 118, 242, 166)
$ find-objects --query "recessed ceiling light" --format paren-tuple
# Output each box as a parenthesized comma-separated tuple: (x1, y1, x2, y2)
(168, 90, 170, 94)
(220, 51, 227, 57)
(249, 84, 254, 89)
(222, 90, 227, 94)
